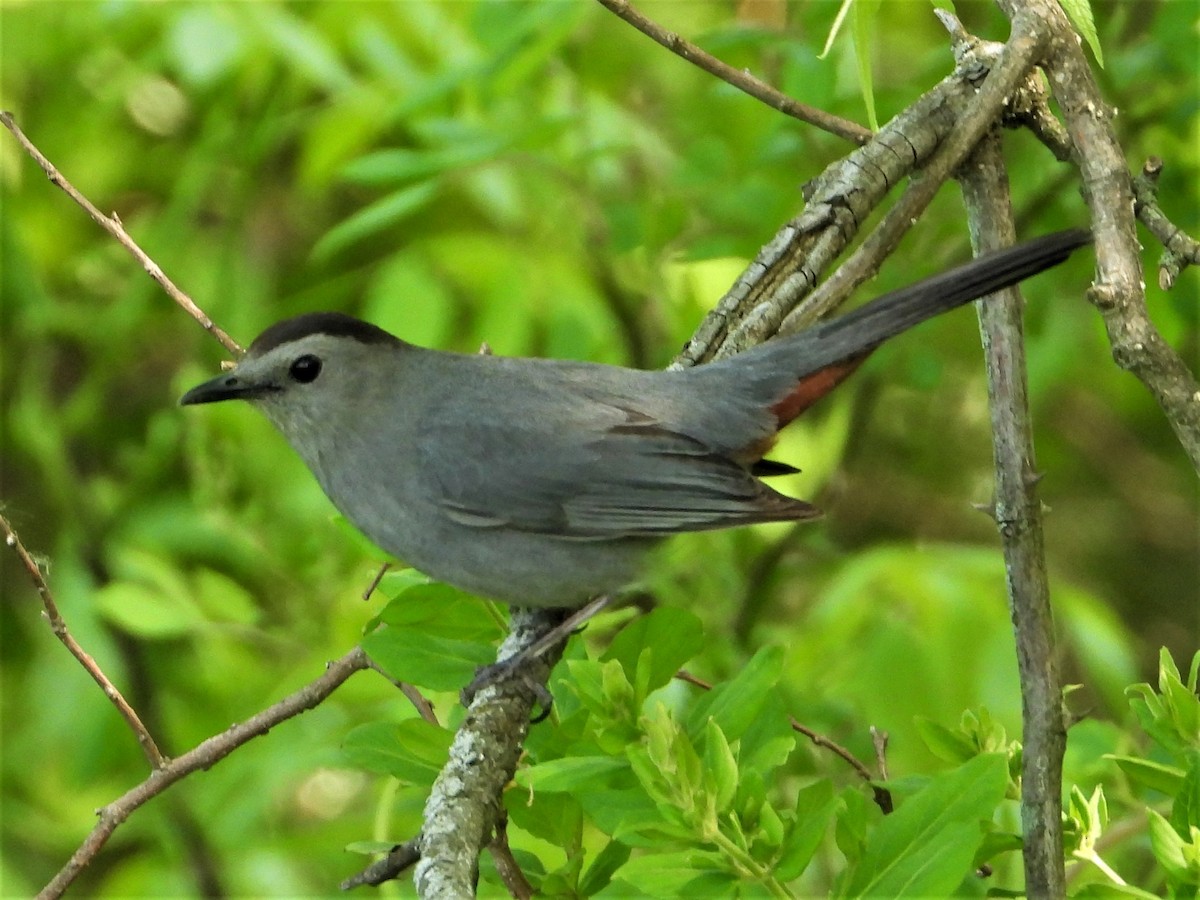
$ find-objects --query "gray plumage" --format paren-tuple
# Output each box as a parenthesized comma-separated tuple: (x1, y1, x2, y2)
(181, 230, 1089, 606)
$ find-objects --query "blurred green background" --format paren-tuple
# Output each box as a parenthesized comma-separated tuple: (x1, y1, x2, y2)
(1, 1, 1195, 896)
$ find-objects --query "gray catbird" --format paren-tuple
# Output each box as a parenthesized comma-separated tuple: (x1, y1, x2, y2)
(181, 230, 1089, 606)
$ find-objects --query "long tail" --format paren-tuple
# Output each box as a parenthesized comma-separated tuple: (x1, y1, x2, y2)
(742, 229, 1092, 425)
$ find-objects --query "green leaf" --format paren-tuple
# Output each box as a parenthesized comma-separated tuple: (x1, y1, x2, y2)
(703, 718, 739, 814)
(841, 753, 1008, 897)
(251, 5, 354, 91)
(601, 607, 703, 695)
(516, 756, 629, 793)
(1070, 883, 1174, 899)
(1057, 0, 1105, 67)
(1126, 648, 1200, 760)
(1147, 808, 1193, 881)
(836, 786, 872, 867)
(341, 720, 452, 784)
(191, 568, 260, 625)
(685, 645, 784, 742)
(94, 580, 205, 639)
(1066, 784, 1109, 854)
(1172, 752, 1200, 834)
(851, 0, 882, 130)
(601, 850, 728, 898)
(374, 582, 501, 641)
(362, 627, 494, 692)
(588, 789, 679, 844)
(973, 829, 1023, 868)
(1105, 754, 1185, 797)
(311, 181, 440, 261)
(579, 840, 633, 896)
(342, 141, 507, 186)
(504, 788, 583, 848)
(774, 779, 839, 881)
(915, 716, 976, 764)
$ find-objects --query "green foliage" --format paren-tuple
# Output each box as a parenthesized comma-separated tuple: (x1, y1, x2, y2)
(351, 582, 1198, 898)
(513, 624, 867, 896)
(1, 1, 1194, 897)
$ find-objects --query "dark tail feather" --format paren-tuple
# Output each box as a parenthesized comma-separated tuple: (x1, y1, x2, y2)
(813, 229, 1091, 352)
(755, 229, 1091, 424)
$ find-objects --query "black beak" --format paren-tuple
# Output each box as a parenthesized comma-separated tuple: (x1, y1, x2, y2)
(180, 372, 277, 406)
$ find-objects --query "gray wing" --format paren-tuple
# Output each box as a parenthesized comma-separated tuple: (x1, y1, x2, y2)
(417, 363, 818, 540)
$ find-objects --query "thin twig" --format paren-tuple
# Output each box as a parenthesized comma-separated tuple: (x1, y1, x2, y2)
(1, 511, 165, 768)
(361, 563, 390, 601)
(364, 659, 440, 727)
(869, 726, 890, 781)
(1132, 156, 1200, 291)
(675, 668, 894, 814)
(340, 837, 422, 890)
(0, 111, 242, 355)
(488, 814, 535, 900)
(594, 0, 872, 146)
(37, 646, 373, 900)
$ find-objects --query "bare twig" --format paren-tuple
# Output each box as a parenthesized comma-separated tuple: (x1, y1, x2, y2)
(675, 669, 894, 814)
(1, 511, 165, 768)
(935, 7, 1073, 164)
(364, 659, 440, 726)
(340, 837, 422, 890)
(0, 111, 242, 355)
(869, 726, 890, 782)
(488, 815, 535, 900)
(959, 128, 1067, 900)
(361, 563, 391, 601)
(1001, 0, 1200, 472)
(38, 647, 373, 900)
(1132, 157, 1200, 291)
(594, 0, 872, 146)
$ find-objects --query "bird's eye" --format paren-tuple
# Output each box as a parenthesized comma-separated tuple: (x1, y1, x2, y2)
(289, 354, 322, 384)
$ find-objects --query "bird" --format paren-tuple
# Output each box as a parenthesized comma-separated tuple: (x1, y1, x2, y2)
(181, 229, 1090, 607)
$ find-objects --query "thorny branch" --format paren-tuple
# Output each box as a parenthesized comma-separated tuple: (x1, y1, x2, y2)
(958, 128, 1068, 900)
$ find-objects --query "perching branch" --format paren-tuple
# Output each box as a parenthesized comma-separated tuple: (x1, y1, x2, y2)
(413, 607, 571, 898)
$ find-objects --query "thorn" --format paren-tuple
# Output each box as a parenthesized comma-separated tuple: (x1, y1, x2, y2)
(972, 500, 998, 521)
